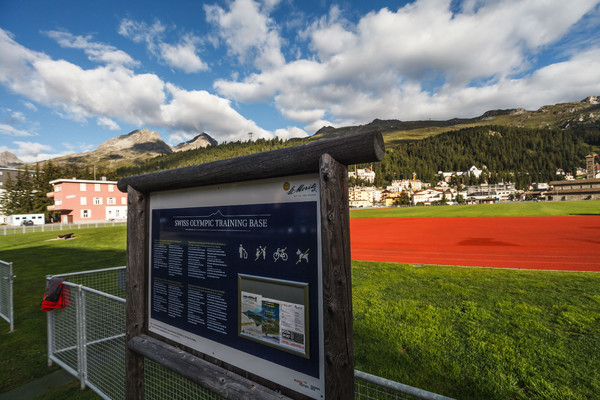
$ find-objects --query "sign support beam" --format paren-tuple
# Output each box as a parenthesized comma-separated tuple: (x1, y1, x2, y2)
(319, 153, 354, 399)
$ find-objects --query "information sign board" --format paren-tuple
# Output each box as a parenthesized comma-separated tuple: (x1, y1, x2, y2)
(148, 174, 324, 398)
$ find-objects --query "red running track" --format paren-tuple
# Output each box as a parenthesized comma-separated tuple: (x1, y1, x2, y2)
(350, 216, 600, 271)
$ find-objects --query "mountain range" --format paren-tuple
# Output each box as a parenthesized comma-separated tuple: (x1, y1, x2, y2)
(2, 96, 598, 169)
(1, 129, 218, 168)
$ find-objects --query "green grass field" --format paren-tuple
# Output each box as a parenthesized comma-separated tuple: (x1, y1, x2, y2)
(1, 213, 599, 399)
(353, 261, 600, 400)
(0, 227, 126, 399)
(350, 200, 600, 218)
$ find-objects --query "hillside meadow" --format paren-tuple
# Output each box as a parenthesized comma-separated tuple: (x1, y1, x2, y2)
(1, 202, 598, 399)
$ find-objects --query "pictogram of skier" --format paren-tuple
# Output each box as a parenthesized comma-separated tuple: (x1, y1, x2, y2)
(296, 248, 310, 264)
(273, 247, 288, 262)
(255, 246, 267, 261)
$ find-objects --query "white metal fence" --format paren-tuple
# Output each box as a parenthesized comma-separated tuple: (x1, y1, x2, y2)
(2, 221, 127, 236)
(0, 260, 15, 332)
(46, 267, 453, 400)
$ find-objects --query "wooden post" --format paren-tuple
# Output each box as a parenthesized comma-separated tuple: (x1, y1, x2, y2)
(125, 186, 148, 400)
(319, 153, 354, 399)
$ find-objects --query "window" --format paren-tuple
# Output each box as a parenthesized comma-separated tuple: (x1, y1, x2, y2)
(93, 197, 102, 205)
(80, 197, 87, 205)
(108, 184, 114, 192)
(55, 199, 62, 206)
(55, 185, 62, 192)
(95, 183, 101, 192)
(81, 209, 91, 219)
(121, 197, 127, 205)
(107, 197, 116, 205)
(80, 183, 87, 192)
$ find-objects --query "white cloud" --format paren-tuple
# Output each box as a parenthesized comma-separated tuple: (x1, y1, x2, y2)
(11, 111, 25, 121)
(22, 101, 38, 111)
(159, 36, 208, 73)
(273, 126, 309, 140)
(0, 123, 34, 137)
(205, 0, 285, 70)
(118, 19, 208, 73)
(0, 27, 275, 145)
(45, 30, 139, 67)
(97, 116, 121, 131)
(214, 0, 600, 129)
(162, 83, 271, 142)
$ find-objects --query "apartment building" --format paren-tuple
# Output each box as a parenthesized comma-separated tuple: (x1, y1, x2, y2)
(47, 178, 127, 223)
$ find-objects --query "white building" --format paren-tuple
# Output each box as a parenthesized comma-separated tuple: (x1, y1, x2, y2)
(386, 177, 425, 193)
(412, 188, 452, 205)
(7, 213, 45, 226)
(349, 167, 376, 184)
(349, 186, 382, 208)
(466, 182, 516, 202)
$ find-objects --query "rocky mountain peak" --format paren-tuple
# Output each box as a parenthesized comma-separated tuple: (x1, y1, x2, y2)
(173, 133, 218, 152)
(0, 151, 23, 167)
(582, 96, 600, 105)
(96, 128, 172, 154)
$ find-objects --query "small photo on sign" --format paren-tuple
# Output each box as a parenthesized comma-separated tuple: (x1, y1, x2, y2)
(239, 274, 309, 357)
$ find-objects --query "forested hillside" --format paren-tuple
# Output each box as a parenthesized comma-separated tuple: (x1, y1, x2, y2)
(115, 125, 599, 190)
(370, 125, 599, 188)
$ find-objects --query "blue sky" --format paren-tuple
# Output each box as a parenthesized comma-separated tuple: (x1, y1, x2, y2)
(1, 0, 599, 163)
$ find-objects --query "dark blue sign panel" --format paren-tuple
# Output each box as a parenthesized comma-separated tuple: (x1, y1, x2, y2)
(150, 201, 320, 377)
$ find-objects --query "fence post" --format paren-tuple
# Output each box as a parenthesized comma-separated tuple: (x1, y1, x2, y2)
(47, 295, 55, 366)
(8, 262, 14, 332)
(76, 285, 87, 390)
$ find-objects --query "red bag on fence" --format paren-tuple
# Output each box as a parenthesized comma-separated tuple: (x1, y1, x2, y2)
(41, 277, 71, 311)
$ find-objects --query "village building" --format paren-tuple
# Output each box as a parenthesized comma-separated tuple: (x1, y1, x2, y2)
(465, 182, 516, 203)
(349, 186, 381, 208)
(545, 178, 600, 201)
(586, 154, 600, 179)
(6, 213, 45, 226)
(348, 166, 376, 184)
(47, 178, 127, 223)
(386, 177, 426, 193)
(412, 188, 454, 206)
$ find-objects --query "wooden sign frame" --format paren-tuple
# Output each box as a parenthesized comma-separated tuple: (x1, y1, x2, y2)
(118, 131, 384, 400)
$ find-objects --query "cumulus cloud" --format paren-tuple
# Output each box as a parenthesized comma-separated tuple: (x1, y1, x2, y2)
(22, 101, 38, 111)
(118, 19, 208, 73)
(0, 123, 34, 137)
(45, 30, 139, 67)
(214, 0, 600, 129)
(273, 126, 309, 140)
(205, 0, 285, 70)
(97, 117, 121, 131)
(0, 141, 71, 163)
(0, 27, 272, 145)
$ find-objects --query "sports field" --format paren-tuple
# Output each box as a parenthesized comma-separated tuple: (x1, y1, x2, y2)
(351, 215, 600, 271)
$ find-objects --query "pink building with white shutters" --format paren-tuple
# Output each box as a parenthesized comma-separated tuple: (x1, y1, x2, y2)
(47, 178, 127, 223)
